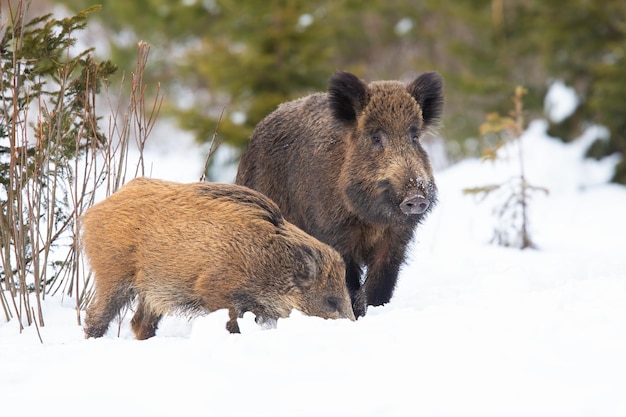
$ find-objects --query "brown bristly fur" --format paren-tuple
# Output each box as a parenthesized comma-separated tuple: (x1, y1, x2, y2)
(236, 71, 444, 317)
(82, 178, 354, 339)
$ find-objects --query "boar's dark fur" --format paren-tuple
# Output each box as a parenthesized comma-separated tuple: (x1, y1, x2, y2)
(82, 178, 354, 339)
(236, 71, 444, 317)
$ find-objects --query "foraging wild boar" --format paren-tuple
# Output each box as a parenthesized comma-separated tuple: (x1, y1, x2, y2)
(82, 178, 354, 339)
(236, 71, 444, 317)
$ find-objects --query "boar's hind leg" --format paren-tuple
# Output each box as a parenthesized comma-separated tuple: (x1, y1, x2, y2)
(84, 280, 135, 338)
(131, 295, 162, 340)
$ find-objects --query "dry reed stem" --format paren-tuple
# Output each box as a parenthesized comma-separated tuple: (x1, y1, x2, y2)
(1, 0, 162, 332)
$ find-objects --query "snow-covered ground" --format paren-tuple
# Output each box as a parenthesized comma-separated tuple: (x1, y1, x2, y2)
(2, 110, 625, 416)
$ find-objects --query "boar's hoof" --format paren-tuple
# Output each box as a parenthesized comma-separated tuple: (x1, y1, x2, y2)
(400, 194, 430, 215)
(226, 317, 241, 334)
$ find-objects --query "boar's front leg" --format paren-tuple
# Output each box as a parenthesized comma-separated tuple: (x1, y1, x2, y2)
(226, 308, 241, 334)
(362, 241, 407, 308)
(344, 257, 367, 318)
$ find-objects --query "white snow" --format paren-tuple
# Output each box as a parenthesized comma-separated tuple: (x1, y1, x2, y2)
(544, 80, 579, 123)
(2, 115, 625, 416)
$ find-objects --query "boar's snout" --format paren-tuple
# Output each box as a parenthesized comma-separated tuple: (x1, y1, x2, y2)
(324, 295, 356, 321)
(400, 194, 430, 215)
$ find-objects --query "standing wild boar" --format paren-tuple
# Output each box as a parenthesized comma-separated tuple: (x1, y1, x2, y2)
(236, 71, 444, 317)
(82, 177, 354, 339)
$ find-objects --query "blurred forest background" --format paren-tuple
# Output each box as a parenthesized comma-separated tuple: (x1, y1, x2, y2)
(0, 0, 623, 331)
(34, 0, 626, 183)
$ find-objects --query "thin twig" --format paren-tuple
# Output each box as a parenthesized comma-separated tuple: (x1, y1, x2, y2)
(199, 106, 226, 182)
(31, 307, 43, 344)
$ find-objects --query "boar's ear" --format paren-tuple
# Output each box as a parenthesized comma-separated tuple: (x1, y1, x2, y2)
(407, 72, 444, 130)
(293, 245, 320, 288)
(328, 71, 370, 124)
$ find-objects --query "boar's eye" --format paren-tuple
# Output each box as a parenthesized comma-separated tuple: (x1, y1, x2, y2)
(325, 296, 341, 313)
(409, 127, 420, 143)
(369, 130, 385, 148)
